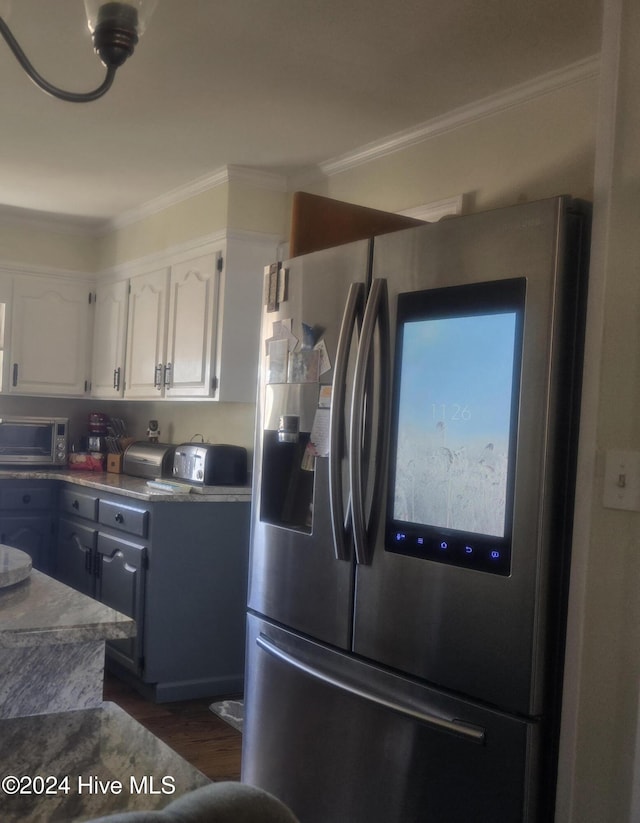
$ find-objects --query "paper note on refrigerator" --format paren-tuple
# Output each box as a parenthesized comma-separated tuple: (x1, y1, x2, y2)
(308, 408, 330, 458)
(266, 338, 289, 383)
(314, 339, 331, 374)
(288, 350, 320, 383)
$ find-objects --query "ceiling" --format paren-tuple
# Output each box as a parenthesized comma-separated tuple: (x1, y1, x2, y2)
(0, 0, 603, 226)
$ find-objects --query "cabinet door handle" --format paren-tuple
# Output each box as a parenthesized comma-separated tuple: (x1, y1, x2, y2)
(12, 363, 18, 387)
(113, 367, 121, 391)
(154, 363, 163, 389)
(163, 362, 172, 387)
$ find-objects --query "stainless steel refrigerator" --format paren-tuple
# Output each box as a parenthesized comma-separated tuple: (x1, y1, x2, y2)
(242, 196, 590, 823)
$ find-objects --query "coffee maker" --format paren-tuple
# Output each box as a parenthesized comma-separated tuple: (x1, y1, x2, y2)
(87, 411, 108, 453)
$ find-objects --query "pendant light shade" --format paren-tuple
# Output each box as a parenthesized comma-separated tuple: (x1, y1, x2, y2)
(85, 0, 156, 38)
(85, 0, 157, 67)
(0, 0, 156, 102)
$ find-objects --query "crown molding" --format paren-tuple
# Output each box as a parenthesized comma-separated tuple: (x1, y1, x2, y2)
(398, 194, 466, 222)
(99, 229, 228, 281)
(98, 227, 282, 282)
(292, 54, 600, 187)
(105, 165, 289, 233)
(0, 259, 95, 280)
(226, 165, 289, 191)
(105, 167, 231, 233)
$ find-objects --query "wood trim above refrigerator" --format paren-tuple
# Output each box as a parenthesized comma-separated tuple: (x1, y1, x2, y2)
(289, 191, 425, 257)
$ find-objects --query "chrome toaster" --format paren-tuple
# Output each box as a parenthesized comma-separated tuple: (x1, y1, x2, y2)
(172, 443, 248, 486)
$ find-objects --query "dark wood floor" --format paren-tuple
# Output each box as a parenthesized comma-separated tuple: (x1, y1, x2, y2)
(103, 672, 242, 782)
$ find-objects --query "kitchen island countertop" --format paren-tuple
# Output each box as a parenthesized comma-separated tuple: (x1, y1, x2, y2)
(0, 567, 135, 649)
(0, 469, 252, 502)
(0, 567, 135, 719)
(0, 701, 210, 822)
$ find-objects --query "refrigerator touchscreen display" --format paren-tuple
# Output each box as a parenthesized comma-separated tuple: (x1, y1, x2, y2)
(386, 278, 525, 575)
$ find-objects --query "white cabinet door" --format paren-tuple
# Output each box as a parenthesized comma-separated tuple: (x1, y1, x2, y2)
(165, 252, 221, 398)
(10, 275, 92, 396)
(124, 268, 169, 398)
(91, 279, 129, 398)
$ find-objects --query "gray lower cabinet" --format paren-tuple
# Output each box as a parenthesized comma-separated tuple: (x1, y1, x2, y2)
(0, 480, 55, 574)
(56, 518, 96, 596)
(56, 488, 147, 675)
(97, 532, 146, 675)
(55, 482, 250, 702)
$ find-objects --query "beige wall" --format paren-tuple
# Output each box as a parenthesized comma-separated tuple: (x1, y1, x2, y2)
(227, 182, 290, 237)
(94, 179, 290, 271)
(305, 76, 597, 216)
(95, 184, 230, 270)
(0, 394, 257, 461)
(0, 221, 98, 273)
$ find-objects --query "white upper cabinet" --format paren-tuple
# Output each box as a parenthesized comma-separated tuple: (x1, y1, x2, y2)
(90, 279, 129, 399)
(164, 252, 221, 398)
(124, 268, 170, 399)
(123, 253, 222, 399)
(85, 231, 281, 403)
(124, 253, 222, 399)
(9, 275, 92, 396)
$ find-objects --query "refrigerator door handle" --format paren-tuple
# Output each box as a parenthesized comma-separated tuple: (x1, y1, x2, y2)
(350, 278, 391, 565)
(329, 281, 365, 561)
(256, 633, 486, 744)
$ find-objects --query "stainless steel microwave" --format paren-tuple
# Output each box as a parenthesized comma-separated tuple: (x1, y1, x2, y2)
(0, 416, 68, 466)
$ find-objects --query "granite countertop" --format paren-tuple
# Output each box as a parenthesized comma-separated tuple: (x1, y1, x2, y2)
(0, 546, 31, 589)
(0, 569, 135, 648)
(0, 469, 252, 503)
(0, 702, 210, 822)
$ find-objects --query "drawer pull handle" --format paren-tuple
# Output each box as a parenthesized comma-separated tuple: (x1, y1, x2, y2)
(22, 494, 31, 504)
(72, 499, 79, 509)
(115, 513, 124, 523)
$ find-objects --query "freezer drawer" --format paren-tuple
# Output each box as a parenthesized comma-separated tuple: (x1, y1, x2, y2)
(243, 614, 541, 823)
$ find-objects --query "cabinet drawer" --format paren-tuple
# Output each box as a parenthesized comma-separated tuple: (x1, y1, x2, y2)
(98, 499, 149, 538)
(60, 487, 99, 521)
(0, 484, 52, 511)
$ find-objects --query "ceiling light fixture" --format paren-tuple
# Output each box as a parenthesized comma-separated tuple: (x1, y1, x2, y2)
(0, 0, 156, 103)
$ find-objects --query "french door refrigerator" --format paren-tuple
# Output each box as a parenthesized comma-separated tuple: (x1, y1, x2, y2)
(242, 196, 590, 823)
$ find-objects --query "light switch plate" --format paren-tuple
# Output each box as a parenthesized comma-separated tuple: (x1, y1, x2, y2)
(603, 449, 640, 511)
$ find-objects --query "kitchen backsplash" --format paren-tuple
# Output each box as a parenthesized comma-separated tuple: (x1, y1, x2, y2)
(0, 396, 256, 457)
